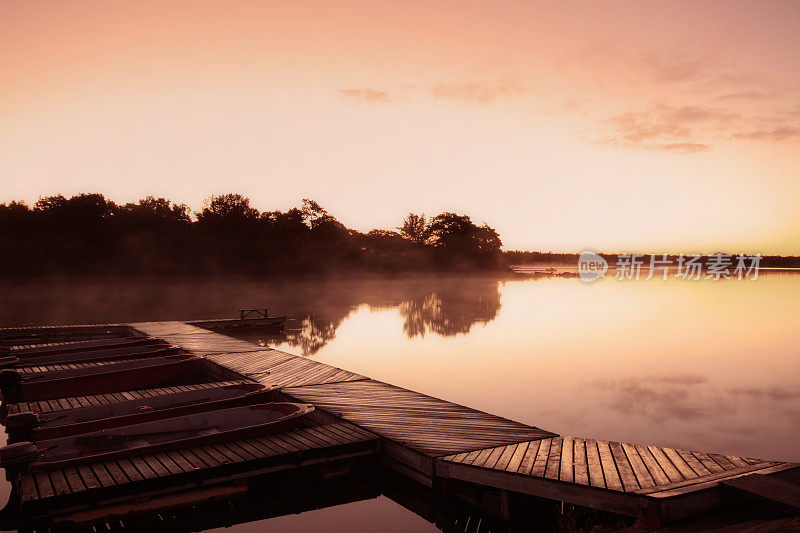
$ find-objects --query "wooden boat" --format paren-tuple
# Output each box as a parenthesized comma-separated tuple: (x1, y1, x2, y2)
(0, 338, 169, 368)
(0, 402, 314, 471)
(6, 383, 277, 441)
(0, 355, 205, 404)
(8, 337, 163, 357)
(0, 343, 179, 368)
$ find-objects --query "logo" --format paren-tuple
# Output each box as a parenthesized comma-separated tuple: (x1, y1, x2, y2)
(578, 250, 608, 282)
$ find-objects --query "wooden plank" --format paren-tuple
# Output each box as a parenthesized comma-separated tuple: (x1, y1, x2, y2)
(129, 456, 158, 479)
(117, 458, 143, 482)
(104, 461, 129, 484)
(462, 449, 482, 465)
(495, 443, 519, 471)
(178, 449, 208, 469)
(676, 449, 711, 477)
(189, 447, 221, 468)
(544, 437, 562, 480)
(724, 455, 750, 468)
(648, 445, 684, 483)
(472, 447, 495, 468)
(688, 451, 724, 475)
(634, 445, 670, 487)
(90, 463, 116, 487)
(506, 441, 530, 473)
(662, 447, 698, 480)
(77, 465, 101, 489)
(609, 442, 639, 492)
(34, 472, 55, 499)
(637, 461, 780, 495)
(200, 444, 232, 464)
(155, 452, 185, 475)
(622, 443, 655, 489)
(560, 436, 574, 483)
(585, 440, 605, 488)
(708, 453, 737, 470)
(531, 438, 551, 477)
(483, 446, 507, 469)
(49, 469, 72, 496)
(573, 438, 589, 486)
(597, 441, 623, 491)
(62, 468, 86, 492)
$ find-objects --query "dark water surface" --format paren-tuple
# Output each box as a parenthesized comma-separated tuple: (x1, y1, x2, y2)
(1, 274, 798, 531)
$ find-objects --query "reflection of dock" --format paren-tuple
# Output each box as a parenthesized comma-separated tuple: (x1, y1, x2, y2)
(1, 321, 798, 530)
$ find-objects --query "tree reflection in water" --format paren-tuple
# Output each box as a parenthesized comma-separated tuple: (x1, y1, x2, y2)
(398, 290, 500, 339)
(0, 275, 505, 357)
(224, 277, 503, 355)
(277, 279, 502, 355)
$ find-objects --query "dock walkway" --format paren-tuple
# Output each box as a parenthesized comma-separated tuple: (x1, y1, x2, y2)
(2, 320, 797, 528)
(130, 321, 800, 523)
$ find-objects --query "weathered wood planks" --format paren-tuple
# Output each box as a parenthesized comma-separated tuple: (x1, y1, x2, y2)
(283, 380, 556, 457)
(129, 322, 269, 355)
(208, 349, 367, 388)
(18, 420, 379, 505)
(440, 435, 790, 497)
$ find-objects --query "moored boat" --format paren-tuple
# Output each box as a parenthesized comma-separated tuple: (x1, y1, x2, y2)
(0, 343, 179, 368)
(7, 337, 164, 357)
(0, 355, 205, 404)
(6, 383, 277, 441)
(0, 402, 314, 472)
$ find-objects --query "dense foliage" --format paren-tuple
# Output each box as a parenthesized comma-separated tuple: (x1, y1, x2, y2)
(0, 193, 505, 276)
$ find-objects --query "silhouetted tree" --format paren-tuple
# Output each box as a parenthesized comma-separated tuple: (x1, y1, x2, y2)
(399, 213, 429, 246)
(196, 194, 259, 228)
(427, 212, 503, 268)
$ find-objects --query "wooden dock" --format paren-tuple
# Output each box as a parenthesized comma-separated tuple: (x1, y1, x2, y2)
(1, 320, 798, 530)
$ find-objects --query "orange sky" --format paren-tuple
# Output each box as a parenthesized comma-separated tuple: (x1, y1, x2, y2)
(1, 0, 799, 253)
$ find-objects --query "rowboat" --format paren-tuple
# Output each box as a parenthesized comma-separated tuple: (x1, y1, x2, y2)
(7, 337, 164, 357)
(6, 383, 276, 441)
(0, 355, 205, 404)
(0, 343, 179, 368)
(0, 402, 314, 471)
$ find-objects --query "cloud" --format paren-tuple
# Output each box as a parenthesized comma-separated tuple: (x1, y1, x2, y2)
(338, 88, 392, 103)
(651, 374, 709, 385)
(727, 386, 800, 402)
(731, 126, 800, 142)
(590, 374, 733, 424)
(653, 142, 712, 153)
(430, 80, 528, 104)
(595, 104, 741, 152)
(717, 90, 771, 101)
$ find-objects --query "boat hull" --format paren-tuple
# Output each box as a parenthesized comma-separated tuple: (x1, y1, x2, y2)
(7, 402, 315, 471)
(12, 383, 277, 441)
(0, 355, 205, 404)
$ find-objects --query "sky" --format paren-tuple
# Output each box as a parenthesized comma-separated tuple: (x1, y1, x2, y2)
(1, 0, 799, 253)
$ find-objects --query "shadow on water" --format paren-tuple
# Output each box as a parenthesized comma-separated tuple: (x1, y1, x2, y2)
(0, 462, 587, 533)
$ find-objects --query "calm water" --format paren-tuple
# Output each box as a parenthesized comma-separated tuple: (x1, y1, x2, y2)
(1, 273, 798, 530)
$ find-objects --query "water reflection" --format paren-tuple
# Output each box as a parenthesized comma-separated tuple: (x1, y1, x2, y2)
(0, 274, 797, 464)
(218, 277, 502, 354)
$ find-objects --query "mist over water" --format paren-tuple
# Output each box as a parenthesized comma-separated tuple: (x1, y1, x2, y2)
(1, 273, 798, 531)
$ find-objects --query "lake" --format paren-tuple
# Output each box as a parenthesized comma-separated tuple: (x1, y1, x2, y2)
(1, 273, 798, 531)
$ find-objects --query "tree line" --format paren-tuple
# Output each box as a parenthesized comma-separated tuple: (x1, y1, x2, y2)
(0, 193, 505, 277)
